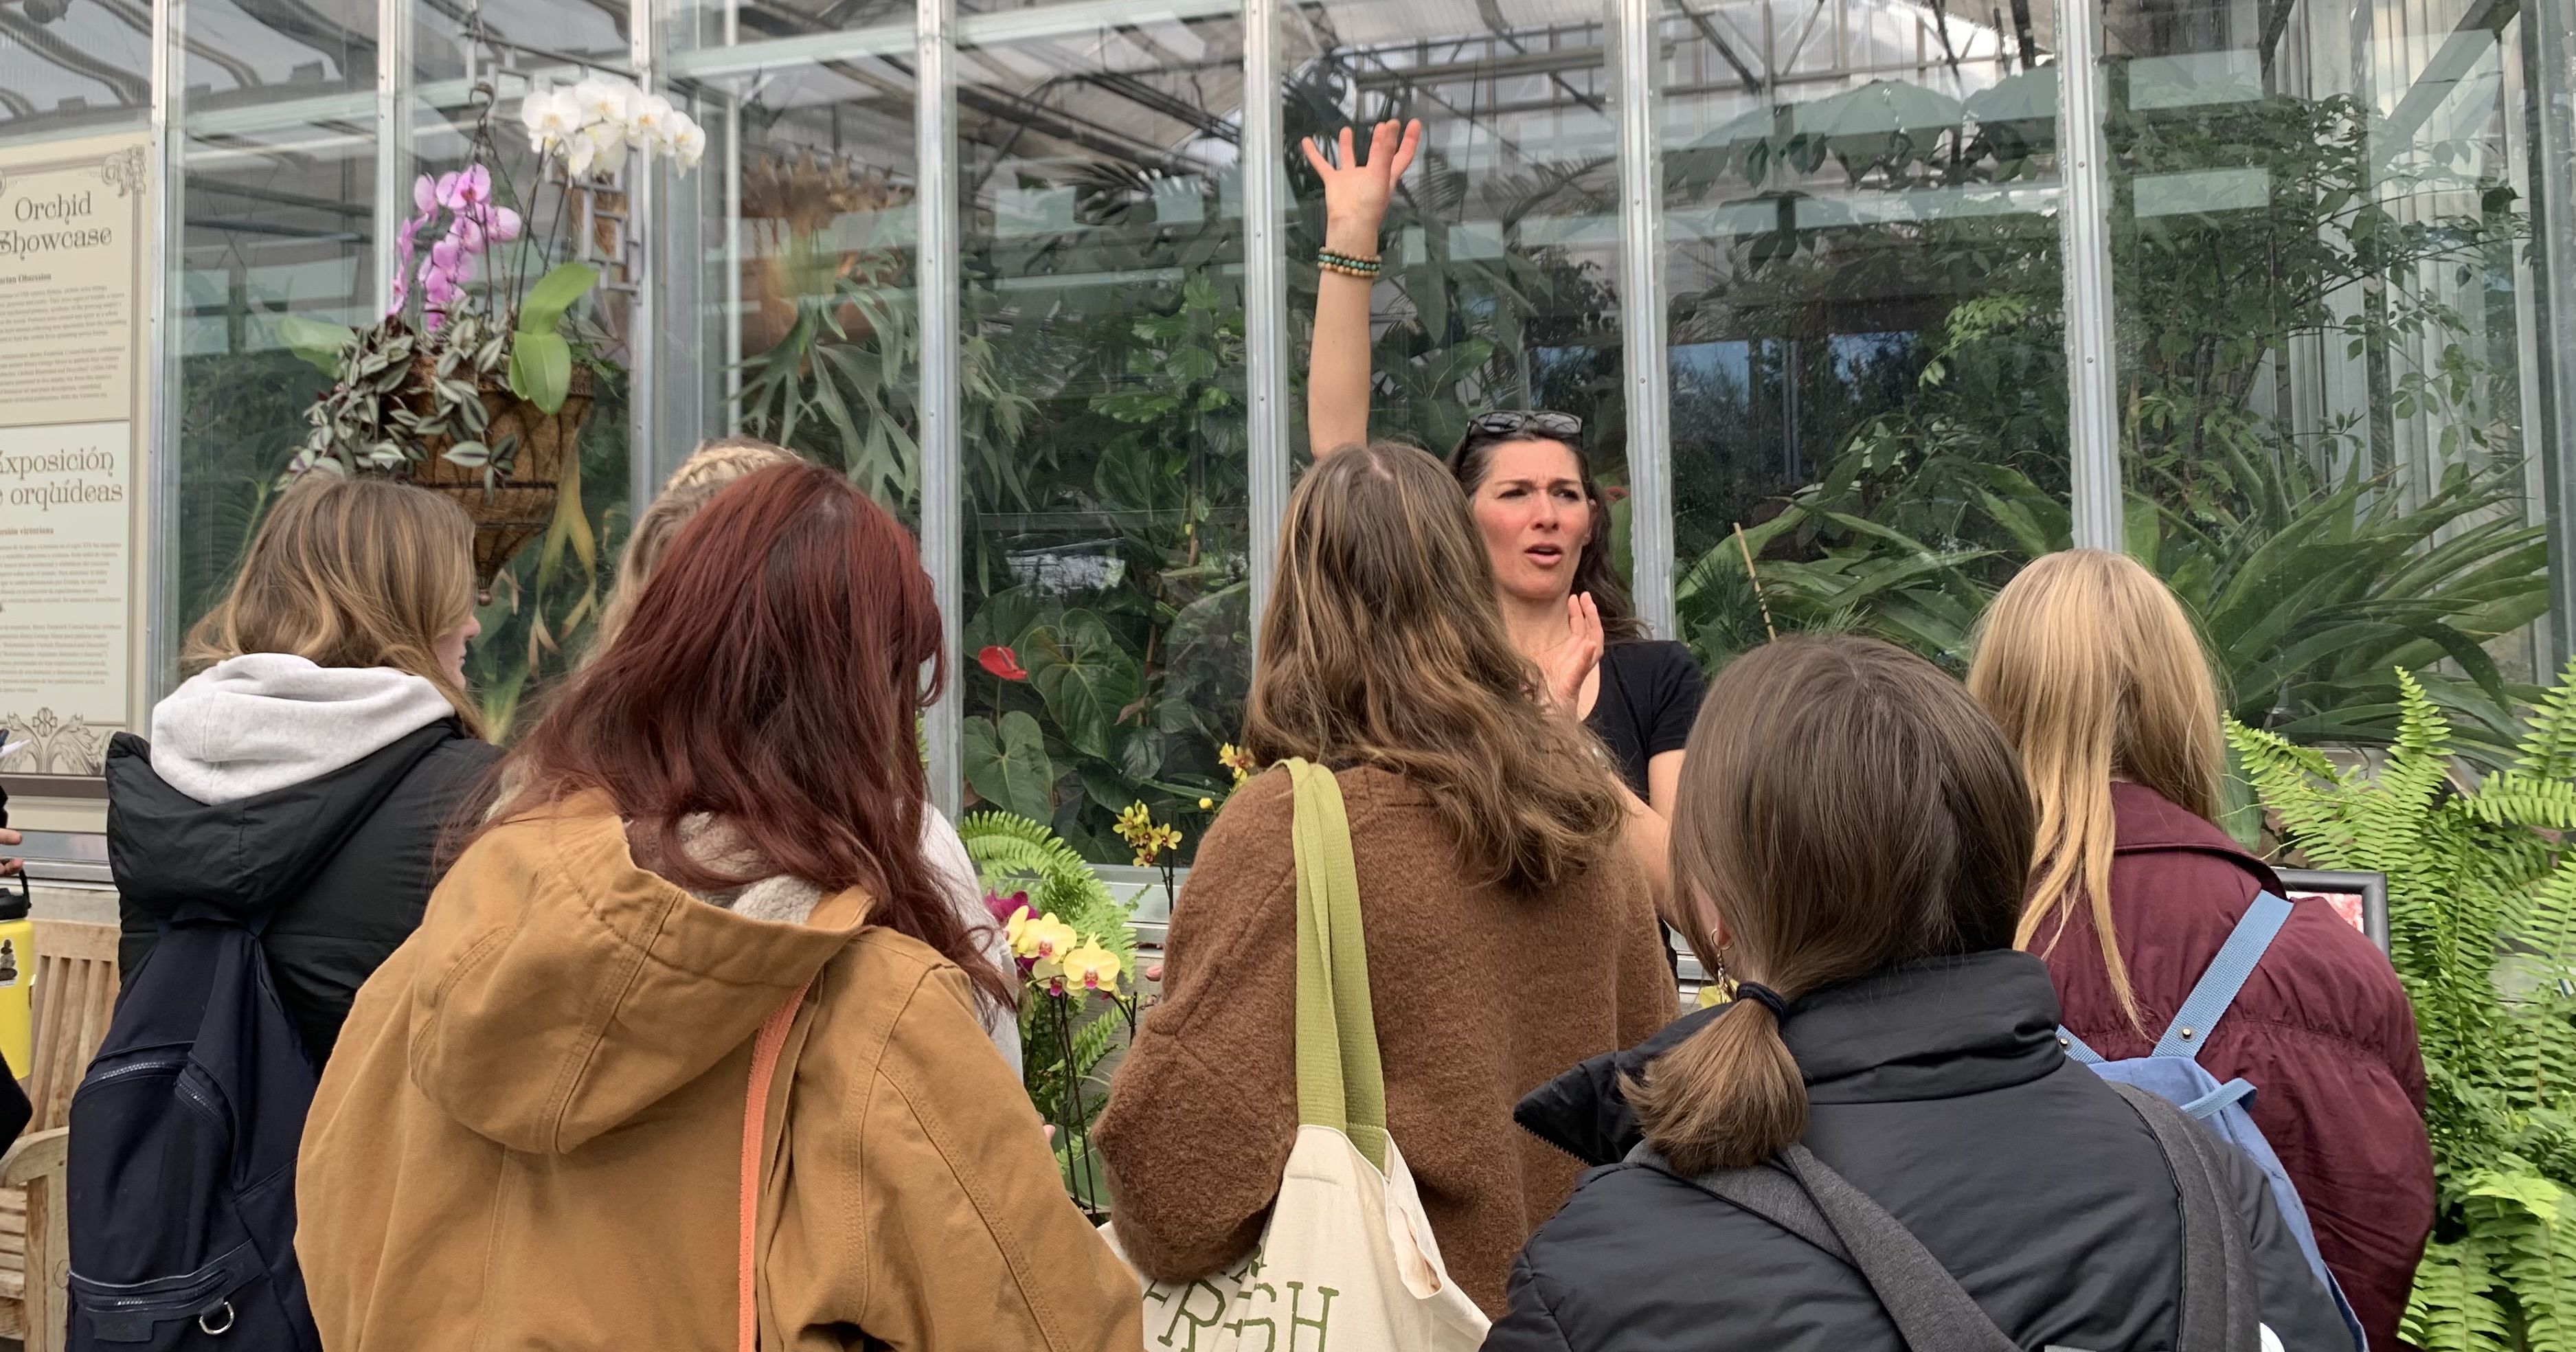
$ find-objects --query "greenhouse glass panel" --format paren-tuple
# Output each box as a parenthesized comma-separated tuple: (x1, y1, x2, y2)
(2099, 0, 2567, 763)
(666, 13, 920, 522)
(0, 0, 152, 139)
(1660, 0, 2068, 672)
(954, 3, 1250, 865)
(172, 121, 377, 640)
(1282, 0, 1627, 523)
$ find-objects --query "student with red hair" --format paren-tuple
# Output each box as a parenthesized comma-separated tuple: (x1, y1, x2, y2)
(297, 463, 1138, 1350)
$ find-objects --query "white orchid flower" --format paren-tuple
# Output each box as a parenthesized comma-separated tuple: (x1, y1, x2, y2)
(668, 116, 706, 171)
(563, 125, 598, 177)
(623, 88, 679, 150)
(519, 87, 580, 153)
(581, 118, 629, 177)
(569, 77, 629, 130)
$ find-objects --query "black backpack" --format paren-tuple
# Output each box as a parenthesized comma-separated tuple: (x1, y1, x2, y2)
(64, 908, 321, 1349)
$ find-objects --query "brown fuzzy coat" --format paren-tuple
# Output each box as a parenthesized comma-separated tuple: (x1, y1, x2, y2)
(1094, 765, 1675, 1317)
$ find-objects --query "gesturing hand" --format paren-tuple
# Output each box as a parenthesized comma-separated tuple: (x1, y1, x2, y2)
(1300, 119, 1422, 244)
(1537, 593, 1604, 719)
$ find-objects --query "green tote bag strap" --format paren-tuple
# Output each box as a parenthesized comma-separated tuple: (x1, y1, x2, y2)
(1286, 758, 1390, 1170)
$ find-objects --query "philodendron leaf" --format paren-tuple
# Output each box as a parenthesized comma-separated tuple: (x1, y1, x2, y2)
(1024, 610, 1141, 763)
(516, 262, 600, 337)
(508, 331, 574, 414)
(963, 711, 1056, 822)
(276, 315, 357, 377)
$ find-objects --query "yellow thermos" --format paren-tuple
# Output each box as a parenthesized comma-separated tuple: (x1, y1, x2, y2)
(0, 871, 30, 1077)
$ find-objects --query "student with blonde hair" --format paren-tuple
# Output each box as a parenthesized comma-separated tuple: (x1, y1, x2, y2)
(108, 475, 498, 1061)
(1492, 635, 2348, 1352)
(1968, 549, 2432, 1351)
(1095, 440, 1673, 1317)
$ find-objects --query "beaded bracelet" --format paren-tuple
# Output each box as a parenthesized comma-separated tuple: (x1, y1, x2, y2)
(1318, 248, 1383, 278)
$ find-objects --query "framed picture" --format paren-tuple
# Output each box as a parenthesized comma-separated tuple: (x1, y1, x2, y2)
(2276, 868, 2389, 956)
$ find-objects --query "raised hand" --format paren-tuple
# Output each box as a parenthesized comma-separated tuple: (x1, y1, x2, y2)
(1538, 593, 1605, 719)
(1300, 119, 1422, 249)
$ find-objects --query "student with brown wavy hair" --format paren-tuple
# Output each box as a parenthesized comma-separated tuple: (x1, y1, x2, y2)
(1094, 440, 1674, 1317)
(108, 475, 497, 1062)
(297, 464, 1139, 1350)
(1969, 549, 2433, 1351)
(1493, 635, 2347, 1352)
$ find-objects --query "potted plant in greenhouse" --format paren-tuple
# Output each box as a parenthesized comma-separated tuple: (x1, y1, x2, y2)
(279, 75, 704, 594)
(2230, 671, 2576, 1350)
(960, 810, 1144, 1218)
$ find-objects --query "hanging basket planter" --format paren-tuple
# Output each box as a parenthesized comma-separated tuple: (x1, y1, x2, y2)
(405, 361, 596, 598)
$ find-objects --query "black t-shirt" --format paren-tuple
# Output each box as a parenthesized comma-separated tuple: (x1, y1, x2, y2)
(1584, 639, 1706, 797)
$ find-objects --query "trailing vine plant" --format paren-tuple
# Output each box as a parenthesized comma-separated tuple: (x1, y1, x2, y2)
(2229, 669, 2576, 1350)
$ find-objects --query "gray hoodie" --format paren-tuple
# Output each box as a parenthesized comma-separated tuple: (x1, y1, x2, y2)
(150, 653, 459, 806)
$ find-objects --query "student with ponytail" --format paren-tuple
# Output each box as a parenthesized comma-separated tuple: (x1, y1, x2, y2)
(1493, 635, 2349, 1352)
(1969, 550, 2432, 1351)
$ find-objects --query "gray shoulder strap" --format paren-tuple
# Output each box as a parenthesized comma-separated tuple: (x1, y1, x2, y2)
(1631, 1143, 2015, 1352)
(2108, 1083, 2262, 1352)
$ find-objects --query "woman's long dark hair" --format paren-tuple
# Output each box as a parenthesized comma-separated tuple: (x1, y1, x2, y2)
(1446, 425, 1647, 642)
(482, 463, 1012, 1013)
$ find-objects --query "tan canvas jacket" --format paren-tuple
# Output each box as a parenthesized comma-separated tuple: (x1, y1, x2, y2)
(296, 791, 1142, 1351)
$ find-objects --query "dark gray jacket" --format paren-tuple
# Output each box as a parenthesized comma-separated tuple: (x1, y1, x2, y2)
(1489, 951, 2352, 1352)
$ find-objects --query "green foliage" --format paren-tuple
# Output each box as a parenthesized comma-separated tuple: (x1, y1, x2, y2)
(1673, 75, 2542, 757)
(2230, 672, 2576, 1349)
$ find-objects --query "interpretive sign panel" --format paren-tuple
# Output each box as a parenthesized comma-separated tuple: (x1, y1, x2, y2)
(0, 131, 152, 798)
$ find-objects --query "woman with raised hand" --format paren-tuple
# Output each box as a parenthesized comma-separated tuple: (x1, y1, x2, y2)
(596, 435, 1021, 1070)
(298, 464, 1138, 1351)
(1094, 440, 1675, 1318)
(109, 475, 498, 1064)
(1303, 119, 1701, 910)
(1493, 635, 2351, 1351)
(1969, 549, 2433, 1351)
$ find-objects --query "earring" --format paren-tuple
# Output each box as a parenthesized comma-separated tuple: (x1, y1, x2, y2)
(1700, 947, 1739, 1008)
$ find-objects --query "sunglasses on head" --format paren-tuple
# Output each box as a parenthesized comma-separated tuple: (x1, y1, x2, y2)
(1464, 411, 1583, 442)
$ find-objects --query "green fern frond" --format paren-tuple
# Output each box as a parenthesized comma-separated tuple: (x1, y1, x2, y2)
(2408, 1239, 2516, 1352)
(2518, 659, 2576, 781)
(2470, 1174, 2576, 1352)
(2470, 773, 2576, 832)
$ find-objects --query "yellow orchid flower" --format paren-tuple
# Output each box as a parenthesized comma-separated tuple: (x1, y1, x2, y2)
(1008, 910, 1078, 962)
(1061, 941, 1123, 995)
(1218, 743, 1255, 785)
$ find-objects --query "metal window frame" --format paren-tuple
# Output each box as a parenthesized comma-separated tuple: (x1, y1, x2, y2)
(145, 0, 183, 709)
(1614, 0, 1676, 635)
(918, 0, 964, 818)
(1244, 0, 1286, 649)
(2057, 0, 2123, 552)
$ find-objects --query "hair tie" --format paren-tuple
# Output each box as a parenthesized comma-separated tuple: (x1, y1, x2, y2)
(1733, 982, 1791, 1021)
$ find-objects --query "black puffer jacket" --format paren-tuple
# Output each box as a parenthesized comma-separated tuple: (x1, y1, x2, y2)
(1491, 951, 2351, 1352)
(106, 722, 498, 1062)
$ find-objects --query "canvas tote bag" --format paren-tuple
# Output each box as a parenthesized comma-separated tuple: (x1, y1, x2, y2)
(1105, 758, 1490, 1351)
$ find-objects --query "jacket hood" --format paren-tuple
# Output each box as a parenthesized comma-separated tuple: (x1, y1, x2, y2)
(108, 721, 467, 921)
(405, 792, 872, 1154)
(1515, 949, 2065, 1166)
(150, 653, 460, 806)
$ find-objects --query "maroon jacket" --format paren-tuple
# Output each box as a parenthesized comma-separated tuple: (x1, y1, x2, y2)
(2043, 783, 2433, 1351)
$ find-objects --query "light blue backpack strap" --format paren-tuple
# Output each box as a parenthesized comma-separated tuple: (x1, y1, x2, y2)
(2153, 891, 2294, 1060)
(2180, 1078, 2257, 1120)
(2056, 1026, 2104, 1065)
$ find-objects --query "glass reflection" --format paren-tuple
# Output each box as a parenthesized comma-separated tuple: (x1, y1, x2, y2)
(2101, 0, 2554, 758)
(1661, 0, 2065, 671)
(957, 7, 1248, 863)
(0, 0, 153, 137)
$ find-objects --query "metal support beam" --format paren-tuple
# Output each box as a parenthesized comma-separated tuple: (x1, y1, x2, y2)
(1614, 0, 1677, 637)
(1244, 0, 1285, 653)
(629, 0, 659, 509)
(146, 0, 183, 706)
(918, 0, 964, 818)
(2526, 0, 2576, 668)
(372, 0, 410, 317)
(2055, 0, 2123, 552)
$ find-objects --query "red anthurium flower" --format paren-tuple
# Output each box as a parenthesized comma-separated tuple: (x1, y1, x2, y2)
(978, 645, 1029, 681)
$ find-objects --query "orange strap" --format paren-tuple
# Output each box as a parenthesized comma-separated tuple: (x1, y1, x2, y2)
(738, 980, 812, 1352)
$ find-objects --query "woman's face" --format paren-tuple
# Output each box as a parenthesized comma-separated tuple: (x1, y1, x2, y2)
(435, 611, 481, 686)
(1468, 438, 1592, 607)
